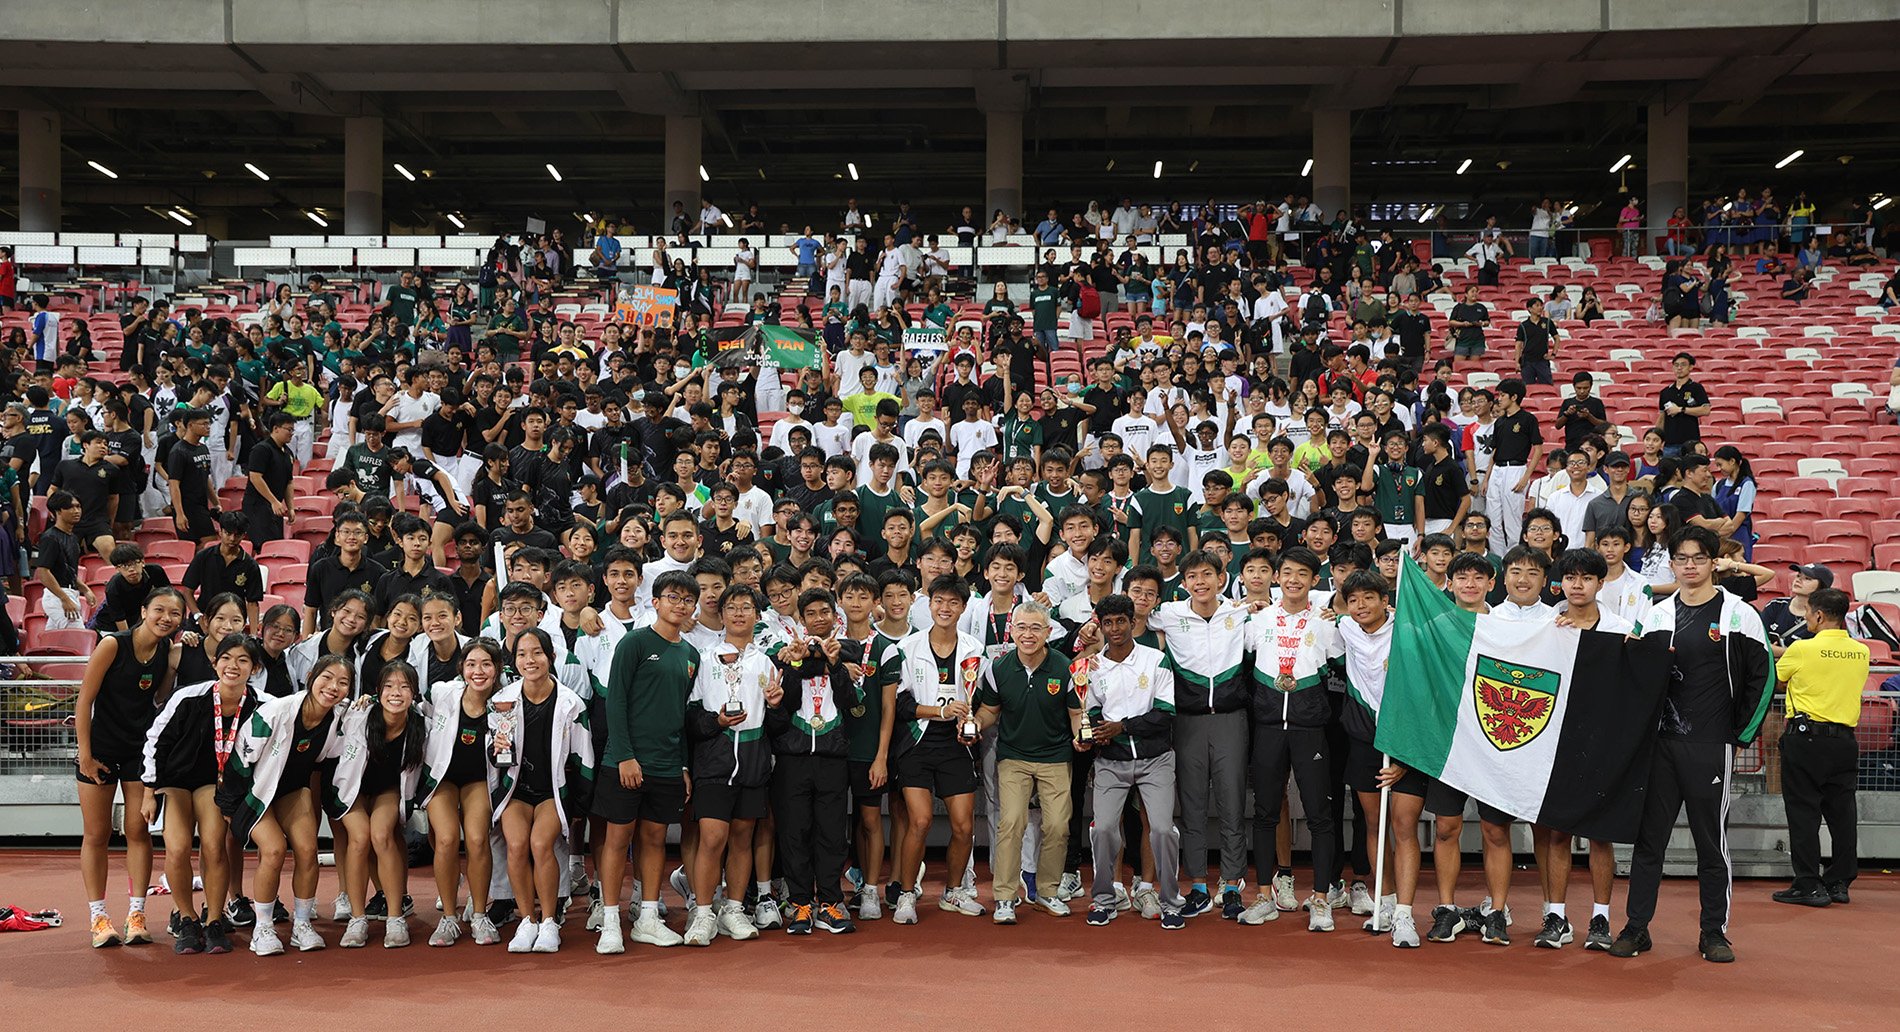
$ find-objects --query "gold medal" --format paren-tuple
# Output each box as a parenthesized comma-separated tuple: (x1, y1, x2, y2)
(1276, 673, 1296, 692)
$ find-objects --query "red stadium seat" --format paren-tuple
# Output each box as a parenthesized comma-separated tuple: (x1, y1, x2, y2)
(1836, 477, 1888, 501)
(1811, 519, 1874, 547)
(142, 540, 197, 564)
(259, 540, 312, 562)
(34, 629, 98, 657)
(1873, 543, 1900, 571)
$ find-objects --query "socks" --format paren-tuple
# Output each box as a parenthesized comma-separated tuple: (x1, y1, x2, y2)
(1593, 902, 1611, 919)
(639, 901, 659, 916)
(1548, 903, 1566, 919)
(294, 897, 316, 922)
(755, 881, 772, 898)
(1276, 867, 1294, 880)
(1395, 904, 1414, 919)
(254, 900, 273, 925)
(1191, 882, 1207, 894)
(694, 904, 712, 919)
(127, 895, 146, 914)
(1381, 893, 1397, 907)
(1133, 881, 1152, 895)
(89, 899, 109, 920)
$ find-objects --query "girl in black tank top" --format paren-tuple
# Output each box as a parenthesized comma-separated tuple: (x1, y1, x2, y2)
(175, 593, 251, 690)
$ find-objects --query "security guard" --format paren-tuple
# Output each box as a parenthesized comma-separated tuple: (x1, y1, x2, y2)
(1771, 587, 1869, 908)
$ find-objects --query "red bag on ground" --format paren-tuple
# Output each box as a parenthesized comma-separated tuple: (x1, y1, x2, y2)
(0, 906, 61, 931)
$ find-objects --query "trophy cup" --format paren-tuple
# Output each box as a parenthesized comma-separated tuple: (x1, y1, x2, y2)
(1072, 655, 1095, 745)
(957, 656, 981, 739)
(720, 654, 746, 720)
(492, 700, 517, 769)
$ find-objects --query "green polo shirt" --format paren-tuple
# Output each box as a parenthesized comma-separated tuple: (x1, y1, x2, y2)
(843, 631, 902, 764)
(976, 646, 1079, 764)
(1030, 288, 1059, 332)
(1132, 484, 1193, 561)
(1370, 463, 1423, 525)
(603, 627, 700, 776)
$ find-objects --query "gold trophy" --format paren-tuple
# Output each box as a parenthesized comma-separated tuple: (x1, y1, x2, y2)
(957, 656, 981, 740)
(1072, 655, 1095, 745)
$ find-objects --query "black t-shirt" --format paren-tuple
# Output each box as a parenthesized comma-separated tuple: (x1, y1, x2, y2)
(1489, 409, 1542, 466)
(1661, 594, 1732, 742)
(51, 458, 117, 528)
(104, 428, 144, 493)
(1040, 406, 1085, 454)
(1390, 310, 1431, 358)
(446, 568, 492, 636)
(421, 408, 466, 459)
(165, 439, 212, 510)
(244, 440, 294, 509)
(35, 525, 81, 587)
(24, 408, 63, 486)
(1083, 385, 1124, 435)
(182, 545, 265, 611)
(922, 643, 958, 743)
(1658, 379, 1709, 446)
(1418, 455, 1468, 520)
(305, 553, 388, 625)
(99, 565, 172, 629)
(1515, 317, 1556, 362)
(1557, 396, 1607, 452)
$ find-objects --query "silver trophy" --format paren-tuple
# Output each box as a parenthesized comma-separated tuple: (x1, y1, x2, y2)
(492, 700, 517, 769)
(720, 655, 746, 719)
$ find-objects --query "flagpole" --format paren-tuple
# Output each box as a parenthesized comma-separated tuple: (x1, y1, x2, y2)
(1373, 753, 1391, 933)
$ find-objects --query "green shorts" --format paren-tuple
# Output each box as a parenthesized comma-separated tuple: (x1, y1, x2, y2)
(1453, 338, 1487, 357)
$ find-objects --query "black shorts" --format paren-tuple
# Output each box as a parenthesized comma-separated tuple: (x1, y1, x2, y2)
(587, 697, 609, 768)
(75, 756, 140, 786)
(691, 780, 768, 822)
(1424, 778, 1518, 825)
(513, 781, 553, 808)
(895, 739, 978, 799)
(180, 510, 216, 541)
(115, 493, 138, 524)
(592, 772, 686, 826)
(1344, 736, 1427, 798)
(848, 759, 889, 807)
(77, 521, 111, 547)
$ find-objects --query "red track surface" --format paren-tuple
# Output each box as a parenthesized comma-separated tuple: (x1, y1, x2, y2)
(3, 849, 1893, 1030)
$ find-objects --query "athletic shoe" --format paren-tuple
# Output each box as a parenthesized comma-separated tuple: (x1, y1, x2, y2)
(857, 887, 883, 921)
(172, 917, 205, 955)
(125, 911, 152, 945)
(892, 891, 919, 925)
(1086, 904, 1116, 926)
(596, 915, 625, 955)
(1391, 908, 1420, 948)
(1827, 881, 1852, 905)
(225, 895, 256, 929)
(1363, 897, 1396, 933)
(1160, 908, 1187, 930)
(1534, 913, 1567, 949)
(845, 866, 865, 894)
(398, 895, 415, 917)
(272, 900, 289, 924)
(1480, 909, 1510, 946)
(531, 918, 561, 953)
(566, 856, 588, 898)
(993, 899, 1018, 925)
(815, 903, 856, 934)
(1698, 932, 1735, 964)
(1478, 897, 1513, 926)
(669, 866, 693, 909)
(753, 894, 782, 929)
(1584, 915, 1614, 951)
(1238, 893, 1280, 925)
(1219, 884, 1244, 920)
(429, 915, 462, 947)
(1113, 883, 1133, 912)
(1607, 926, 1651, 958)
(1327, 881, 1348, 910)
(939, 886, 985, 917)
(1426, 905, 1466, 943)
(630, 910, 683, 947)
(1031, 894, 1070, 918)
(1271, 873, 1298, 911)
(1306, 893, 1335, 932)
(249, 922, 284, 956)
(1134, 886, 1163, 920)
(340, 917, 371, 948)
(203, 918, 234, 954)
(718, 900, 759, 940)
(1178, 888, 1212, 918)
(507, 918, 538, 953)
(1057, 870, 1085, 901)
(773, 878, 790, 903)
(885, 881, 901, 909)
(1772, 885, 1832, 907)
(1349, 881, 1375, 916)
(784, 904, 814, 935)
(1021, 872, 1038, 901)
(167, 909, 182, 940)
(289, 919, 326, 952)
(333, 891, 353, 922)
(682, 909, 718, 946)
(470, 913, 501, 946)
(385, 916, 411, 948)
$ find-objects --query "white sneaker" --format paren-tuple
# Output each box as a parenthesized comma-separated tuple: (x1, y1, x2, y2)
(629, 910, 683, 947)
(1134, 886, 1163, 920)
(566, 857, 588, 894)
(249, 922, 284, 956)
(429, 915, 462, 947)
(585, 899, 604, 931)
(1272, 873, 1299, 911)
(595, 912, 625, 955)
(290, 919, 326, 951)
(892, 891, 919, 925)
(993, 899, 1017, 924)
(1349, 881, 1375, 916)
(339, 916, 370, 948)
(384, 916, 410, 948)
(630, 881, 668, 918)
(469, 914, 501, 946)
(856, 887, 883, 921)
(1391, 907, 1420, 948)
(1057, 870, 1085, 901)
(1238, 893, 1281, 925)
(717, 900, 759, 940)
(683, 908, 717, 946)
(1327, 882, 1348, 910)
(1113, 883, 1133, 912)
(669, 866, 693, 908)
(938, 886, 985, 916)
(1363, 896, 1397, 933)
(753, 896, 782, 929)
(507, 918, 538, 953)
(1031, 894, 1070, 918)
(331, 892, 351, 923)
(1307, 893, 1335, 933)
(527, 917, 559, 953)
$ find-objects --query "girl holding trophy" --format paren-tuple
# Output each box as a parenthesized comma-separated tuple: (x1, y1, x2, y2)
(417, 638, 509, 947)
(493, 628, 595, 954)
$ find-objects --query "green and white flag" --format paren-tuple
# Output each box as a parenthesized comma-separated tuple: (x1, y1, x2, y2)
(760, 324, 819, 369)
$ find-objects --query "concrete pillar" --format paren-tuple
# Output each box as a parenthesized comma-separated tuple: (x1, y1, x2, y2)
(1311, 109, 1351, 220)
(985, 108, 1024, 221)
(343, 116, 384, 235)
(664, 115, 703, 232)
(1646, 101, 1688, 256)
(18, 109, 62, 233)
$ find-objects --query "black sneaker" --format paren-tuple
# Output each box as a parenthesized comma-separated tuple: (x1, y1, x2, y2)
(367, 892, 388, 918)
(1426, 905, 1466, 943)
(168, 910, 183, 939)
(1160, 908, 1186, 930)
(172, 917, 205, 955)
(814, 903, 855, 935)
(1772, 884, 1832, 908)
(884, 881, 901, 909)
(272, 900, 289, 924)
(1584, 915, 1614, 951)
(1481, 909, 1510, 946)
(225, 895, 256, 929)
(203, 918, 234, 954)
(785, 903, 814, 935)
(1086, 905, 1115, 926)
(487, 898, 519, 925)
(399, 894, 415, 917)
(1178, 888, 1212, 918)
(1827, 882, 1852, 905)
(1698, 932, 1735, 963)
(1607, 926, 1651, 958)
(1533, 912, 1566, 949)
(1219, 885, 1244, 920)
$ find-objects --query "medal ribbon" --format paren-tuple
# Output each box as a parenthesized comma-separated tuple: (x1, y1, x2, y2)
(211, 687, 236, 775)
(1275, 608, 1310, 684)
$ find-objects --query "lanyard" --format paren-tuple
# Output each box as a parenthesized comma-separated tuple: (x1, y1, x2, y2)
(211, 687, 237, 775)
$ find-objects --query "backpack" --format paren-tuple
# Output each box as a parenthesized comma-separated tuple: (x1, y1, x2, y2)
(1848, 605, 1900, 653)
(1077, 285, 1101, 319)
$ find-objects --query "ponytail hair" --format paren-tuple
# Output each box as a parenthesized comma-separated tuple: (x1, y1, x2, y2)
(367, 660, 426, 770)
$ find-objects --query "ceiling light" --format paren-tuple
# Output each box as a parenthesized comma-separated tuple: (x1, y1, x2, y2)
(88, 160, 118, 179)
(720, 213, 733, 228)
(167, 210, 193, 226)
(393, 163, 415, 181)
(244, 162, 270, 181)
(306, 210, 329, 227)
(1300, 158, 1313, 177)
(1188, 160, 1199, 172)
(1153, 161, 1163, 179)
(1609, 154, 1632, 173)
(1775, 148, 1803, 169)
(1105, 159, 1116, 171)
(847, 162, 860, 181)
(758, 168, 766, 180)
(1418, 204, 1438, 223)
(545, 163, 563, 182)
(1876, 197, 1894, 211)
(699, 164, 709, 182)
(446, 213, 466, 229)
(1456, 158, 1472, 175)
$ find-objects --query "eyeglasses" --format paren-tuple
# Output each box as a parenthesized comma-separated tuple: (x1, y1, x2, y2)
(657, 593, 698, 606)
(500, 604, 542, 616)
(1671, 554, 1713, 566)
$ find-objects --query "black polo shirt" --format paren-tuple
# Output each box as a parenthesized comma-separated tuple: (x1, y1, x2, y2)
(1390, 309, 1431, 359)
(182, 545, 265, 611)
(1657, 379, 1709, 446)
(376, 562, 453, 613)
(306, 552, 388, 624)
(445, 567, 492, 637)
(244, 439, 295, 510)
(1418, 456, 1468, 521)
(1490, 409, 1542, 466)
(50, 458, 118, 531)
(1515, 316, 1557, 362)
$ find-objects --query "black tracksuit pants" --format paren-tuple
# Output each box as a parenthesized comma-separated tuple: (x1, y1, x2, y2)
(1626, 737, 1734, 936)
(1780, 722, 1859, 891)
(1249, 724, 1335, 894)
(772, 754, 849, 907)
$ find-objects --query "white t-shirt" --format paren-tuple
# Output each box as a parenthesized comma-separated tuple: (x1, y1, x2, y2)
(1181, 446, 1225, 503)
(947, 420, 999, 478)
(768, 416, 811, 454)
(835, 349, 873, 394)
(388, 390, 441, 457)
(904, 416, 948, 451)
(733, 248, 756, 283)
(1111, 414, 1158, 457)
(812, 419, 854, 459)
(733, 485, 774, 531)
(851, 431, 911, 486)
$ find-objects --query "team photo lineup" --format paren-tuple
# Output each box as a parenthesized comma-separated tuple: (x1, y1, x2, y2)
(43, 219, 1877, 968)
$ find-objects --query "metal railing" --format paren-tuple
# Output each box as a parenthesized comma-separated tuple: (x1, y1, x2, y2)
(0, 655, 89, 776)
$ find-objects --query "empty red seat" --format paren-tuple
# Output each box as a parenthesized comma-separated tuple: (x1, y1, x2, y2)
(1836, 477, 1888, 501)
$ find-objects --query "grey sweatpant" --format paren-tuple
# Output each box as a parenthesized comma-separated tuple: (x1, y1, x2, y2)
(1175, 710, 1249, 885)
(1091, 752, 1181, 907)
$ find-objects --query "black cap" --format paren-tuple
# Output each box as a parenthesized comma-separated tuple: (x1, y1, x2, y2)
(1602, 451, 1631, 467)
(1790, 563, 1835, 589)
